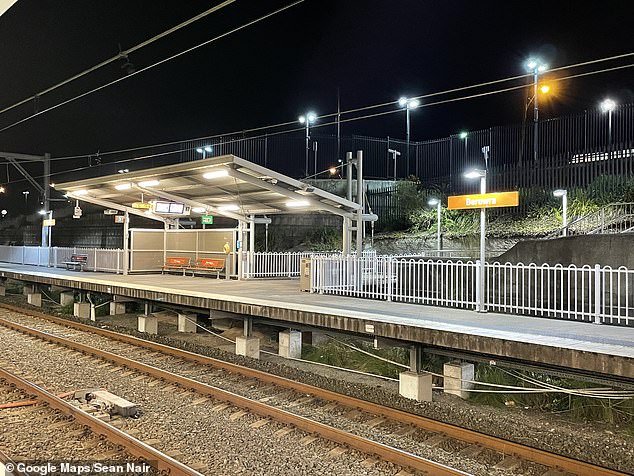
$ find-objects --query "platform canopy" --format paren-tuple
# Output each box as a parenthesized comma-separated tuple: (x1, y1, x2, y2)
(55, 155, 361, 223)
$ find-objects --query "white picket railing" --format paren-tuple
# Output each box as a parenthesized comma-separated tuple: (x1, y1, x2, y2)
(311, 255, 634, 325)
(0, 246, 124, 273)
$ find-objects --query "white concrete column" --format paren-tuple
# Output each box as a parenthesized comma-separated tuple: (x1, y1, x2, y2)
(60, 291, 74, 306)
(73, 302, 91, 319)
(278, 330, 302, 358)
(23, 284, 36, 296)
(443, 361, 475, 399)
(235, 336, 259, 359)
(399, 371, 432, 402)
(138, 314, 158, 334)
(177, 312, 197, 333)
(27, 292, 42, 307)
(90, 304, 97, 322)
(109, 301, 126, 315)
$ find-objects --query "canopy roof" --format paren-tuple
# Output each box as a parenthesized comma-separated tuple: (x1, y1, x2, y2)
(55, 155, 360, 223)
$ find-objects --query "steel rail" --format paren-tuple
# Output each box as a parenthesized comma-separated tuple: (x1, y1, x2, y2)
(0, 303, 627, 476)
(0, 448, 29, 476)
(0, 366, 203, 476)
(0, 316, 470, 476)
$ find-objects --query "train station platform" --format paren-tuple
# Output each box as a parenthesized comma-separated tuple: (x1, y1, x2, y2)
(1, 263, 633, 384)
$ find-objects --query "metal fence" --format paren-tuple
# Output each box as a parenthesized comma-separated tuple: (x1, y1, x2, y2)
(0, 246, 124, 273)
(245, 250, 377, 278)
(311, 255, 634, 326)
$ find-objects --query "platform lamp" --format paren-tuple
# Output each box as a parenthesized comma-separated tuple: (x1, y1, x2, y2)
(464, 168, 487, 312)
(553, 189, 568, 237)
(398, 97, 420, 175)
(428, 198, 442, 252)
(525, 58, 548, 162)
(600, 98, 616, 146)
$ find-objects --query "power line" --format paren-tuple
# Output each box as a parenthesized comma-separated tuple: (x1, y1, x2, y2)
(4, 61, 633, 187)
(0, 0, 305, 135)
(41, 52, 634, 163)
(0, 0, 238, 118)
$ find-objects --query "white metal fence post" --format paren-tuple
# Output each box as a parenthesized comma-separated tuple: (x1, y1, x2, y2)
(594, 264, 602, 324)
(386, 257, 392, 302)
(475, 259, 481, 311)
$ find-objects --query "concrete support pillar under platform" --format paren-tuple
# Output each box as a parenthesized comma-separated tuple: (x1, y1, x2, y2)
(399, 371, 432, 402)
(60, 291, 74, 306)
(90, 304, 97, 322)
(109, 302, 126, 316)
(138, 315, 158, 335)
(177, 313, 197, 333)
(0, 278, 6, 296)
(74, 302, 91, 319)
(23, 284, 36, 296)
(278, 330, 302, 359)
(235, 336, 259, 359)
(443, 361, 474, 399)
(27, 292, 42, 307)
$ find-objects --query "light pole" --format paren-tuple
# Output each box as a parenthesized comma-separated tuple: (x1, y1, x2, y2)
(464, 168, 487, 312)
(299, 112, 317, 176)
(428, 198, 442, 252)
(387, 148, 401, 180)
(22, 190, 29, 206)
(398, 97, 420, 176)
(196, 145, 213, 159)
(553, 189, 568, 237)
(600, 98, 616, 147)
(525, 58, 547, 162)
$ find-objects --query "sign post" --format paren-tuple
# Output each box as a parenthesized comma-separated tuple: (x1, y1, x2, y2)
(448, 189, 519, 312)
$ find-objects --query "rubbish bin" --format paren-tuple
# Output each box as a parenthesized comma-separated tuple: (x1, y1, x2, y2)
(299, 258, 311, 292)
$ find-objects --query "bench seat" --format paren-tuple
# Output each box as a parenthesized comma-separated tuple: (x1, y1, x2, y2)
(188, 258, 225, 278)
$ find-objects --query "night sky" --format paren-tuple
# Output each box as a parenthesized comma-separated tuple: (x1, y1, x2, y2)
(0, 0, 632, 212)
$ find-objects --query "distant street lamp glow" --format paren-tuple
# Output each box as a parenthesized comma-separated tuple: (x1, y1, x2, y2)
(600, 98, 616, 112)
(328, 167, 337, 175)
(196, 145, 213, 159)
(464, 169, 486, 179)
(0, 186, 5, 193)
(38, 209, 47, 215)
(540, 84, 550, 94)
(459, 131, 468, 139)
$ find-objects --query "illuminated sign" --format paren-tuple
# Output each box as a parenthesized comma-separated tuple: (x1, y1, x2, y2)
(201, 215, 214, 225)
(447, 191, 519, 210)
(151, 201, 189, 216)
(42, 219, 56, 227)
(132, 202, 151, 210)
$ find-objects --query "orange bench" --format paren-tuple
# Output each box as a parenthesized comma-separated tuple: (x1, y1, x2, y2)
(63, 254, 88, 271)
(161, 256, 191, 275)
(188, 258, 226, 278)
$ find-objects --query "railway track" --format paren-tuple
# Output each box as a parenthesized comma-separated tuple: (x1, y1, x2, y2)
(0, 369, 193, 476)
(0, 301, 628, 476)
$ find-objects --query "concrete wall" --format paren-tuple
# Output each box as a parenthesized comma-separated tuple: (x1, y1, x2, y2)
(498, 234, 634, 268)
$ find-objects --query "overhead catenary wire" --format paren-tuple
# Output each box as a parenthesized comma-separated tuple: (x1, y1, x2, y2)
(0, 0, 239, 118)
(0, 0, 306, 135)
(33, 56, 634, 166)
(3, 61, 634, 187)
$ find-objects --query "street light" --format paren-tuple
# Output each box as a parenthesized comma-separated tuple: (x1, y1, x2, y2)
(299, 112, 317, 176)
(22, 190, 29, 205)
(464, 168, 487, 312)
(0, 210, 6, 218)
(428, 198, 442, 252)
(387, 148, 401, 180)
(398, 97, 420, 175)
(600, 98, 617, 146)
(553, 189, 568, 237)
(525, 58, 548, 162)
(196, 145, 213, 159)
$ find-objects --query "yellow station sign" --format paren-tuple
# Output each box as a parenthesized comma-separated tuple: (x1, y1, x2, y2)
(447, 191, 519, 210)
